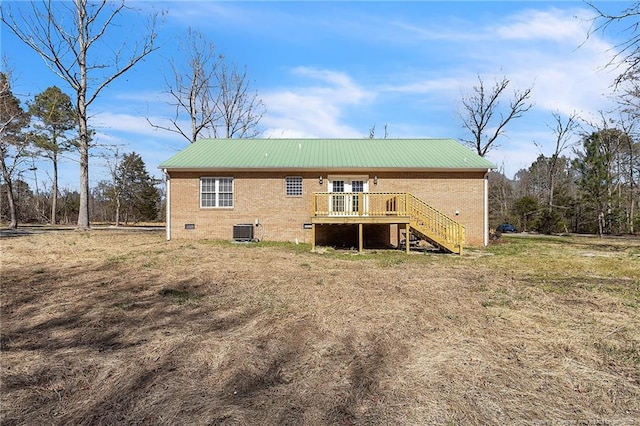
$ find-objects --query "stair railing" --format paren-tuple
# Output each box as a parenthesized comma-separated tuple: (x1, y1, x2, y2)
(407, 193, 465, 253)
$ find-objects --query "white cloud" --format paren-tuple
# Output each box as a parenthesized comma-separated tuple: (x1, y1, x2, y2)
(379, 76, 467, 96)
(378, 6, 620, 169)
(493, 8, 593, 43)
(90, 111, 188, 142)
(260, 67, 375, 138)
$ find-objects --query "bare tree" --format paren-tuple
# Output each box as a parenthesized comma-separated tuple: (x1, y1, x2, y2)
(148, 28, 220, 143)
(2, 0, 159, 229)
(0, 70, 31, 229)
(459, 75, 533, 157)
(368, 123, 388, 139)
(547, 111, 580, 214)
(149, 29, 264, 143)
(617, 114, 640, 234)
(213, 62, 265, 139)
(588, 2, 640, 87)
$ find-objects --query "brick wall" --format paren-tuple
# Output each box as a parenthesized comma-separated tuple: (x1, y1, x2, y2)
(373, 171, 487, 246)
(167, 170, 488, 246)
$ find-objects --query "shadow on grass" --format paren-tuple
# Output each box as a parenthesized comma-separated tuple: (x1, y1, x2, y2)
(0, 257, 406, 425)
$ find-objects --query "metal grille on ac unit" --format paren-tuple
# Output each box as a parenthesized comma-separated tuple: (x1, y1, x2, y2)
(233, 224, 254, 242)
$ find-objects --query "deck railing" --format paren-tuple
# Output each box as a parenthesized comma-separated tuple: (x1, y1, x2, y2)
(407, 193, 465, 253)
(312, 192, 465, 253)
(312, 192, 409, 217)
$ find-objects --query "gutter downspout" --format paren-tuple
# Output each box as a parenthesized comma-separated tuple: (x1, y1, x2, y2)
(484, 169, 490, 247)
(163, 169, 171, 241)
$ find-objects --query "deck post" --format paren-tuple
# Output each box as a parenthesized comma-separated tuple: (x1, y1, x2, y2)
(311, 224, 316, 252)
(405, 223, 410, 254)
(312, 193, 317, 216)
(358, 223, 363, 253)
(405, 193, 410, 216)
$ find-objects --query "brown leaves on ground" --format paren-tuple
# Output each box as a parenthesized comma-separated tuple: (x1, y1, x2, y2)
(1, 231, 639, 425)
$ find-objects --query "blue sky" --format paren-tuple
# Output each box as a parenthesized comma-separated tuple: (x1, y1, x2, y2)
(1, 1, 631, 191)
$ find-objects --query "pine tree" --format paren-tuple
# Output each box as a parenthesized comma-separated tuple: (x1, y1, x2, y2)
(0, 72, 31, 229)
(111, 152, 160, 224)
(574, 131, 614, 236)
(28, 86, 77, 224)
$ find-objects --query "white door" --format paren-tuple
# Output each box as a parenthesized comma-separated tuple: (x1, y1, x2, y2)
(329, 176, 369, 215)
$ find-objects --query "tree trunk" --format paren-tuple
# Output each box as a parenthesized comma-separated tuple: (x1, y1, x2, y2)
(598, 210, 604, 237)
(77, 139, 90, 230)
(628, 143, 635, 235)
(51, 151, 58, 224)
(0, 157, 18, 229)
(115, 195, 120, 226)
(548, 158, 556, 214)
(76, 4, 90, 231)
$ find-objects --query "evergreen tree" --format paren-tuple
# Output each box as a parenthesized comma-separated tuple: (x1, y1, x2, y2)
(110, 152, 160, 224)
(511, 195, 539, 233)
(28, 86, 77, 224)
(574, 131, 614, 236)
(0, 72, 31, 229)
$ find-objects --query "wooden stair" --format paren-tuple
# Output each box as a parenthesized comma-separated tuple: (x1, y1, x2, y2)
(407, 193, 465, 254)
(311, 192, 465, 254)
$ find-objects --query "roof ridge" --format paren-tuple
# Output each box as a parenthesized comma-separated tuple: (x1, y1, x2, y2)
(160, 138, 496, 170)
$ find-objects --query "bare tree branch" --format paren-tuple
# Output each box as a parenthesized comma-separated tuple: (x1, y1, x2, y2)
(2, 0, 160, 229)
(149, 29, 265, 143)
(459, 75, 533, 157)
(214, 62, 265, 139)
(0, 66, 32, 229)
(587, 2, 640, 87)
(547, 111, 580, 213)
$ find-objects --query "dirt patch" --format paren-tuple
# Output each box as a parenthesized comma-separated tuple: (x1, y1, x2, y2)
(1, 232, 638, 424)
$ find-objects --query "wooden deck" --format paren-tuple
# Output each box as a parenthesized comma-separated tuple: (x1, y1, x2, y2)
(311, 192, 465, 254)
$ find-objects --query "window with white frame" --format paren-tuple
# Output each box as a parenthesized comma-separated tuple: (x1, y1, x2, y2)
(200, 177, 234, 208)
(285, 176, 303, 196)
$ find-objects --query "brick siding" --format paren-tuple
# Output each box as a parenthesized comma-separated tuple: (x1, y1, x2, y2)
(167, 170, 488, 246)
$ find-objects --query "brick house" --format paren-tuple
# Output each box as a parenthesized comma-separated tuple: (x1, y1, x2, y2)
(159, 138, 495, 253)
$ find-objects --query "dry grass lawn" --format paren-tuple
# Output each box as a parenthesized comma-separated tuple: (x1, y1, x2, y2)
(1, 229, 639, 425)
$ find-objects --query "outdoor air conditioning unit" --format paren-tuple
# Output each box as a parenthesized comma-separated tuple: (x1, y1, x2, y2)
(233, 224, 255, 242)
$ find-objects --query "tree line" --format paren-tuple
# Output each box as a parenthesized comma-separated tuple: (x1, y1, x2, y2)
(479, 4, 640, 237)
(2, 1, 639, 236)
(0, 74, 161, 226)
(1, 0, 264, 229)
(489, 123, 639, 236)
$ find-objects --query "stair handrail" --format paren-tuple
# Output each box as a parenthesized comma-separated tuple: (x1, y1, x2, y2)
(407, 193, 465, 250)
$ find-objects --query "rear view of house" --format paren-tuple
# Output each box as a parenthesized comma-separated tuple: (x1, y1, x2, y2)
(159, 138, 495, 253)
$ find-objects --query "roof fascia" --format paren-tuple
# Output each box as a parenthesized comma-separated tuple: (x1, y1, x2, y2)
(161, 167, 494, 173)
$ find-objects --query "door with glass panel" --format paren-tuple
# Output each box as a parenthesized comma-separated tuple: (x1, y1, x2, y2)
(329, 177, 368, 215)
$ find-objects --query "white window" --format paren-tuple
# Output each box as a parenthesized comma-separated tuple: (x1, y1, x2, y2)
(285, 176, 303, 196)
(200, 177, 234, 208)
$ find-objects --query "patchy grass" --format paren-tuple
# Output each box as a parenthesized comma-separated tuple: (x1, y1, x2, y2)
(1, 230, 639, 425)
(158, 287, 201, 304)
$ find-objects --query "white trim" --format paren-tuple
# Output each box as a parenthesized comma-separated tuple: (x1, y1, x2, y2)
(164, 169, 171, 241)
(484, 170, 489, 247)
(327, 175, 370, 215)
(200, 177, 234, 208)
(327, 175, 370, 193)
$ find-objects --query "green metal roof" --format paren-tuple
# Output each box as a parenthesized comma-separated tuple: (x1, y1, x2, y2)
(159, 138, 496, 171)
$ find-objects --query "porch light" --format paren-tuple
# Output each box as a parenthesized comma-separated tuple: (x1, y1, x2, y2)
(319, 175, 323, 185)
(374, 176, 378, 185)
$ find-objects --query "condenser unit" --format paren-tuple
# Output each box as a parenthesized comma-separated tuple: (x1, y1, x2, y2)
(233, 224, 255, 242)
